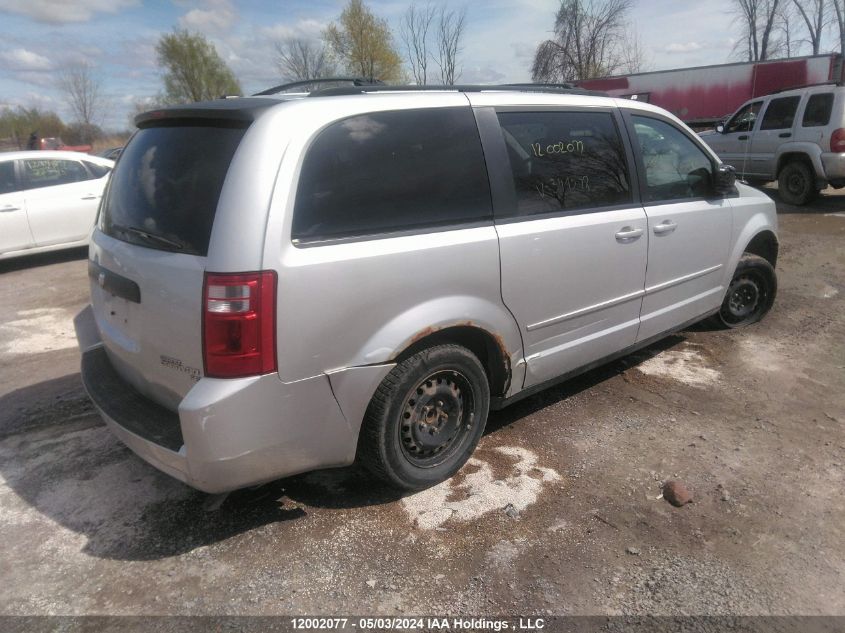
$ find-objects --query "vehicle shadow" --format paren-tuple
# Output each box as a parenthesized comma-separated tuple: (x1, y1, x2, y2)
(758, 184, 845, 214)
(0, 334, 688, 562)
(0, 246, 88, 274)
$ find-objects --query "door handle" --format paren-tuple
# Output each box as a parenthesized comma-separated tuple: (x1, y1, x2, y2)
(738, 135, 749, 141)
(0, 205, 20, 212)
(615, 227, 643, 241)
(653, 220, 678, 235)
(81, 195, 98, 200)
(779, 132, 792, 138)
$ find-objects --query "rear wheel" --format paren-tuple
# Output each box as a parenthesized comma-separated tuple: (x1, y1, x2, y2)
(357, 344, 490, 490)
(717, 254, 777, 328)
(778, 161, 817, 205)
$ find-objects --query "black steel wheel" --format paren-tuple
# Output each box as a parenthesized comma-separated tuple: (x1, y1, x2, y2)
(778, 161, 817, 206)
(717, 254, 777, 328)
(358, 344, 489, 490)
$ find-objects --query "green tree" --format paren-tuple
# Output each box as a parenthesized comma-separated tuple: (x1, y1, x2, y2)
(155, 29, 241, 103)
(0, 107, 66, 150)
(325, 0, 403, 82)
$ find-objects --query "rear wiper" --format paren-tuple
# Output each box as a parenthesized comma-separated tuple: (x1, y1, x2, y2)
(117, 225, 185, 250)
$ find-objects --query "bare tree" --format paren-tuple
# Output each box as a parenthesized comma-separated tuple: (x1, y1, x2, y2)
(275, 37, 336, 81)
(399, 2, 437, 84)
(532, 0, 633, 82)
(435, 6, 466, 85)
(59, 62, 103, 128)
(732, 0, 783, 61)
(619, 30, 649, 74)
(835, 0, 845, 56)
(791, 0, 826, 55)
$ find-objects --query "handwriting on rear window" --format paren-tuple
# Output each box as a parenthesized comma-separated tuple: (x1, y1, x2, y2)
(531, 140, 585, 157)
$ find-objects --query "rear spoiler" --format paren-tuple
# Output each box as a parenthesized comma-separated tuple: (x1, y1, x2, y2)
(134, 98, 279, 128)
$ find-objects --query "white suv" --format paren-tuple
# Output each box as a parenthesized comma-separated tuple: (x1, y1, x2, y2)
(700, 83, 845, 204)
(75, 84, 778, 493)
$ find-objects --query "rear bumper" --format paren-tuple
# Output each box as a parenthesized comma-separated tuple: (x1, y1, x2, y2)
(76, 308, 372, 493)
(821, 152, 845, 180)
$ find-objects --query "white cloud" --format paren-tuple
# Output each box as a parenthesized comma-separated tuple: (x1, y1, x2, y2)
(0, 0, 138, 24)
(0, 48, 52, 71)
(665, 42, 704, 53)
(179, 0, 238, 34)
(461, 65, 507, 84)
(260, 18, 329, 43)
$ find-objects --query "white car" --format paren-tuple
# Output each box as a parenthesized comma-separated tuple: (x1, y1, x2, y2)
(0, 150, 114, 261)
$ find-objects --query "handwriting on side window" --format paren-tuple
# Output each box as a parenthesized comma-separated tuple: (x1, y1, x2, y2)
(535, 175, 591, 200)
(530, 140, 585, 157)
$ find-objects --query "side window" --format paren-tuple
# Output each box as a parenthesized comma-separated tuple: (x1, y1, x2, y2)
(631, 115, 714, 203)
(0, 161, 17, 194)
(802, 93, 834, 127)
(760, 96, 801, 130)
(725, 101, 762, 133)
(22, 159, 89, 189)
(495, 110, 632, 216)
(292, 107, 492, 241)
(83, 161, 111, 179)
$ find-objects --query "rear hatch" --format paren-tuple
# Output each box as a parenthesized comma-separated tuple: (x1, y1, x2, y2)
(90, 117, 249, 411)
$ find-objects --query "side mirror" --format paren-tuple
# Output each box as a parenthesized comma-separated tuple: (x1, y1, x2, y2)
(713, 164, 736, 196)
(715, 124, 725, 134)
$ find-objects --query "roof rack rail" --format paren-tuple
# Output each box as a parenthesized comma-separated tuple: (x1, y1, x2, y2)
(772, 80, 843, 94)
(253, 77, 384, 96)
(307, 83, 604, 97)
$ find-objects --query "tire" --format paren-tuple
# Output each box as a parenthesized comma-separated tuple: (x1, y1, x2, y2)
(778, 161, 817, 205)
(357, 344, 490, 490)
(717, 254, 777, 328)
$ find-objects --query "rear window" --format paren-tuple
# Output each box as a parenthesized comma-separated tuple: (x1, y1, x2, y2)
(760, 96, 800, 130)
(802, 93, 834, 127)
(292, 107, 492, 242)
(100, 123, 246, 255)
(496, 110, 632, 215)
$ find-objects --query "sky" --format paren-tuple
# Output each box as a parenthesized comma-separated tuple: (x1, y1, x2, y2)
(0, 0, 840, 130)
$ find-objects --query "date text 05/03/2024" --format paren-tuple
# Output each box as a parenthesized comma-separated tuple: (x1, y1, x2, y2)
(289, 617, 546, 630)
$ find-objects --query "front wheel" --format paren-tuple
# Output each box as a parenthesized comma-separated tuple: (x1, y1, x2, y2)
(717, 254, 777, 328)
(357, 344, 490, 490)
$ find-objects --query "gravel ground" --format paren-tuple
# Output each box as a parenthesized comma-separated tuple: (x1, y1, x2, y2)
(0, 188, 843, 621)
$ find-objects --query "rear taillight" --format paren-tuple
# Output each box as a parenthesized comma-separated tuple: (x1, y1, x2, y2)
(202, 271, 277, 378)
(831, 128, 845, 152)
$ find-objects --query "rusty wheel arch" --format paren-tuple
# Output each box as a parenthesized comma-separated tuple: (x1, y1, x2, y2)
(394, 324, 511, 397)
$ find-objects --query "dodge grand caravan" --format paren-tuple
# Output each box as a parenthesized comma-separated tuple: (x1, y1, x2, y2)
(75, 83, 779, 492)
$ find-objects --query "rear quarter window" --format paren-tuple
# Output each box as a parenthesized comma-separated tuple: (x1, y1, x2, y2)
(802, 93, 834, 127)
(292, 107, 492, 241)
(100, 123, 246, 256)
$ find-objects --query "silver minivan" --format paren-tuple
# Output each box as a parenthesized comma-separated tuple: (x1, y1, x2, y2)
(75, 84, 779, 493)
(700, 83, 845, 205)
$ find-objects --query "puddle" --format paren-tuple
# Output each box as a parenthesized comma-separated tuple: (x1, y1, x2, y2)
(401, 446, 561, 530)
